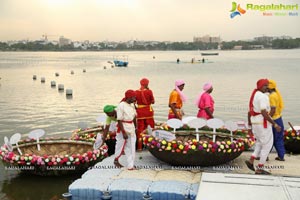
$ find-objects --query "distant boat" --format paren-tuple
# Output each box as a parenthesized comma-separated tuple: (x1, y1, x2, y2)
(201, 52, 219, 56)
(113, 55, 129, 67)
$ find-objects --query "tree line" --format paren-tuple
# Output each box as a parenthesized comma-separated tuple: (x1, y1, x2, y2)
(0, 38, 299, 51)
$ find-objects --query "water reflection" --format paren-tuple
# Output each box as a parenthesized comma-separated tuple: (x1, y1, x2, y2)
(1, 172, 81, 200)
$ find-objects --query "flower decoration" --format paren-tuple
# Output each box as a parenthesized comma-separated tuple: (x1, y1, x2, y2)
(284, 129, 300, 142)
(0, 137, 108, 168)
(71, 127, 116, 142)
(142, 123, 255, 154)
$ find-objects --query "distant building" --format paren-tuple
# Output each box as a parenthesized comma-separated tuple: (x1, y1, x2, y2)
(250, 45, 264, 49)
(233, 45, 243, 50)
(193, 35, 221, 43)
(254, 36, 274, 43)
(59, 36, 71, 47)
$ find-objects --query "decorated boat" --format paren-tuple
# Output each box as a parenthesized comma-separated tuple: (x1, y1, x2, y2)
(284, 124, 300, 154)
(143, 118, 254, 167)
(0, 130, 108, 176)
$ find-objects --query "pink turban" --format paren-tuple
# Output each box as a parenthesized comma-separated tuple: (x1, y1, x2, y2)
(195, 82, 213, 106)
(203, 82, 213, 92)
(175, 80, 187, 102)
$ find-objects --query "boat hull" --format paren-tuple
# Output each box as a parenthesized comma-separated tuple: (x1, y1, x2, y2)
(149, 147, 242, 166)
(143, 132, 247, 167)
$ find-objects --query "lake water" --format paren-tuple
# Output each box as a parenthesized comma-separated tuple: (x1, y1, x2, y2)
(0, 50, 300, 199)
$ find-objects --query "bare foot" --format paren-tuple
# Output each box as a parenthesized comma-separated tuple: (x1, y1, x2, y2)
(114, 160, 123, 168)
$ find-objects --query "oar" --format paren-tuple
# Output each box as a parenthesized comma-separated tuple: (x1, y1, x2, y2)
(167, 118, 183, 134)
(4, 136, 13, 152)
(10, 133, 22, 155)
(224, 121, 238, 142)
(28, 129, 45, 151)
(187, 118, 207, 141)
(93, 133, 103, 150)
(288, 122, 296, 132)
(207, 118, 224, 142)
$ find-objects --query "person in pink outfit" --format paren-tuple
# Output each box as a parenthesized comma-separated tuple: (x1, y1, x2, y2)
(195, 82, 214, 119)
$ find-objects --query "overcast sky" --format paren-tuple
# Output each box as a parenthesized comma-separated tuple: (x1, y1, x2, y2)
(0, 0, 299, 42)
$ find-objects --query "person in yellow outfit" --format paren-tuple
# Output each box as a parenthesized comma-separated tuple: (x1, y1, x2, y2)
(268, 80, 285, 161)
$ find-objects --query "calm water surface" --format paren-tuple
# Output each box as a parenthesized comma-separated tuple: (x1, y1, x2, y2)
(0, 50, 300, 199)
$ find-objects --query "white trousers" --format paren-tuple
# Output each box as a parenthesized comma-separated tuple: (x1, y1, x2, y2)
(114, 132, 136, 169)
(252, 124, 273, 165)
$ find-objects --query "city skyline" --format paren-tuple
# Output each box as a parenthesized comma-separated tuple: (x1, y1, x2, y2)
(0, 0, 299, 42)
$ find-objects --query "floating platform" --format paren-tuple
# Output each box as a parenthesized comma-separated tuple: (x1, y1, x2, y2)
(68, 151, 200, 200)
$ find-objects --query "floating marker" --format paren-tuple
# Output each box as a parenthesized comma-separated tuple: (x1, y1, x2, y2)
(58, 84, 64, 91)
(55, 72, 59, 77)
(51, 81, 56, 87)
(41, 77, 45, 83)
(71, 70, 74, 75)
(33, 75, 37, 80)
(83, 69, 86, 73)
(66, 89, 73, 96)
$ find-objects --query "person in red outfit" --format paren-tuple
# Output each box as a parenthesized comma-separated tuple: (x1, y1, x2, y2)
(135, 78, 155, 151)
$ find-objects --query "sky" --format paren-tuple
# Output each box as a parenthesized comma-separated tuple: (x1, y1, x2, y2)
(0, 0, 299, 42)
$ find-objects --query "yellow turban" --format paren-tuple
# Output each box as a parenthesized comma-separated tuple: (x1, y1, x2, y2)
(268, 80, 276, 89)
(268, 80, 284, 111)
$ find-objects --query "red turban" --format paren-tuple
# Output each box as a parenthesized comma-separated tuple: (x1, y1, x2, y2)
(125, 90, 136, 99)
(140, 78, 149, 87)
(256, 79, 269, 90)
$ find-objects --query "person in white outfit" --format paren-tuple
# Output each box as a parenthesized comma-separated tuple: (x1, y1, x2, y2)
(245, 79, 281, 175)
(114, 90, 137, 170)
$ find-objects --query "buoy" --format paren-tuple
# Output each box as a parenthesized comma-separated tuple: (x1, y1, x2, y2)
(66, 89, 73, 96)
(62, 193, 72, 200)
(33, 75, 37, 80)
(83, 69, 86, 73)
(41, 77, 45, 83)
(58, 84, 64, 91)
(101, 191, 112, 200)
(71, 70, 74, 75)
(51, 81, 56, 87)
(55, 72, 59, 77)
(103, 66, 107, 69)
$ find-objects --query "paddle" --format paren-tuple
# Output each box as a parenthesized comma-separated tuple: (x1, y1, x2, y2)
(167, 118, 183, 133)
(28, 129, 45, 151)
(288, 122, 296, 132)
(78, 121, 88, 130)
(10, 133, 23, 155)
(207, 118, 224, 142)
(182, 116, 197, 125)
(147, 125, 153, 135)
(224, 121, 238, 142)
(4, 136, 13, 152)
(187, 118, 207, 141)
(93, 133, 103, 150)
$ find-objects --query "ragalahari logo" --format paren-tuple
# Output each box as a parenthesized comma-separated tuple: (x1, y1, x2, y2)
(230, 2, 246, 18)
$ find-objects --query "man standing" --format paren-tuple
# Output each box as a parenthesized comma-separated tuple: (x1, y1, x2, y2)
(268, 80, 285, 161)
(135, 78, 155, 151)
(168, 80, 187, 120)
(114, 90, 137, 170)
(245, 79, 281, 174)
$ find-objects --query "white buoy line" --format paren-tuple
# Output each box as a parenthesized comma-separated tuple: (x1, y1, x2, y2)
(31, 72, 85, 97)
